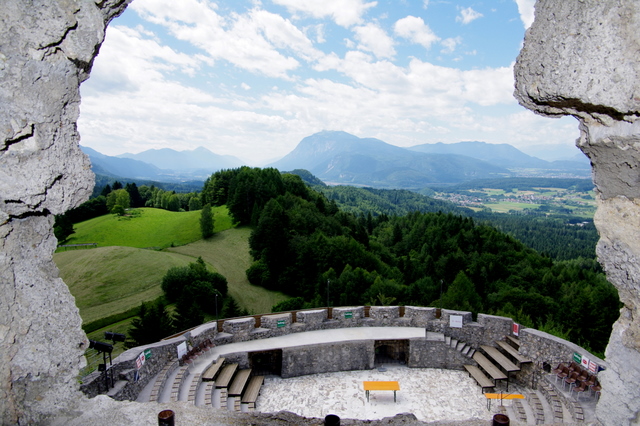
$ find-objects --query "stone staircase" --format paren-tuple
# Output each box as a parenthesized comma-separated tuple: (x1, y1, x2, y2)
(444, 335, 476, 358)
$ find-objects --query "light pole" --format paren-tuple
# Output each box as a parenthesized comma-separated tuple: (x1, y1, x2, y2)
(327, 279, 330, 307)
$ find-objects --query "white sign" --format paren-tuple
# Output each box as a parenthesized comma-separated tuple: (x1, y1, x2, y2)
(177, 342, 187, 359)
(581, 355, 590, 369)
(449, 315, 463, 328)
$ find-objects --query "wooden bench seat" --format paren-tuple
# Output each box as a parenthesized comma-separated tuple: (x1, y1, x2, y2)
(463, 365, 495, 392)
(202, 357, 226, 381)
(241, 375, 264, 409)
(496, 341, 531, 364)
(215, 363, 238, 388)
(481, 345, 520, 372)
(473, 352, 507, 381)
(228, 369, 252, 396)
(506, 335, 520, 349)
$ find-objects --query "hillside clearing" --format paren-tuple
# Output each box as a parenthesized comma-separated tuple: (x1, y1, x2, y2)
(168, 227, 289, 315)
(55, 246, 195, 325)
(63, 206, 231, 249)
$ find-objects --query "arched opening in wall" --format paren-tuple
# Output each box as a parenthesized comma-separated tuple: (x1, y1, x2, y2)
(374, 340, 408, 366)
(249, 349, 282, 376)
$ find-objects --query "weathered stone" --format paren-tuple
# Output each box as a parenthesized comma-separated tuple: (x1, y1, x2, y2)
(515, 1, 640, 424)
(0, 0, 130, 422)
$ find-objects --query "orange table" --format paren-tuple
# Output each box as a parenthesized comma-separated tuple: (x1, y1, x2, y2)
(363, 381, 400, 402)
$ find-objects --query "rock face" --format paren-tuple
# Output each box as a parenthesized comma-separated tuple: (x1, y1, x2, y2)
(515, 1, 640, 424)
(0, 0, 130, 423)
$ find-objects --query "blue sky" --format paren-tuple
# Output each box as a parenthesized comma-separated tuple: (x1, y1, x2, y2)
(78, 0, 581, 165)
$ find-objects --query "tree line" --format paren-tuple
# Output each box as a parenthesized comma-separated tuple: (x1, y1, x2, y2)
(202, 167, 618, 354)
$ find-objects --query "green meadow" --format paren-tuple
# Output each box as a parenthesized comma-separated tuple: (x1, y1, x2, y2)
(62, 206, 232, 249)
(55, 206, 290, 351)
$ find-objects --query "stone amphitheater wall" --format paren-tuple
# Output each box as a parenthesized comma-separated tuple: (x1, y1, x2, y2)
(83, 307, 606, 401)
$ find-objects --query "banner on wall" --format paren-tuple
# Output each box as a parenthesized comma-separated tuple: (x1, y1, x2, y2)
(450, 315, 463, 328)
(588, 360, 598, 373)
(581, 355, 590, 369)
(135, 352, 146, 369)
(512, 323, 520, 336)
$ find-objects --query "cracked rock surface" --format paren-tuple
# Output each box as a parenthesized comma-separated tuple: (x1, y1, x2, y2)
(515, 1, 640, 424)
(0, 0, 130, 423)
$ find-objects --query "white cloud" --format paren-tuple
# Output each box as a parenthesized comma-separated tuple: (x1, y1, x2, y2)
(423, 0, 430, 9)
(514, 0, 535, 29)
(241, 82, 251, 90)
(131, 0, 326, 79)
(394, 16, 440, 50)
(440, 37, 462, 54)
(456, 7, 483, 25)
(271, 0, 377, 27)
(353, 23, 396, 59)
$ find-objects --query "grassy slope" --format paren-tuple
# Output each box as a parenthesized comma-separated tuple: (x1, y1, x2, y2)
(64, 206, 232, 249)
(55, 246, 195, 324)
(168, 227, 289, 315)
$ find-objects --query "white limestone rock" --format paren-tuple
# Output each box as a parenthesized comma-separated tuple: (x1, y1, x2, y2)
(0, 0, 130, 423)
(515, 1, 640, 424)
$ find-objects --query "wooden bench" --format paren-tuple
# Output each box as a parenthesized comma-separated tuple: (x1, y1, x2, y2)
(506, 335, 520, 349)
(473, 352, 507, 381)
(496, 341, 532, 365)
(202, 357, 226, 381)
(228, 369, 252, 396)
(215, 363, 238, 388)
(463, 364, 495, 392)
(481, 345, 520, 372)
(242, 375, 264, 410)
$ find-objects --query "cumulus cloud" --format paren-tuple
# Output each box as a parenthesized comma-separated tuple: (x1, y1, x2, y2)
(393, 16, 440, 50)
(514, 0, 535, 29)
(456, 7, 483, 24)
(131, 0, 324, 79)
(353, 23, 396, 59)
(440, 37, 462, 54)
(271, 0, 377, 27)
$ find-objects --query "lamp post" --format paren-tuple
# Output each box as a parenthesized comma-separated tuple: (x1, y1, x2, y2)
(327, 279, 330, 308)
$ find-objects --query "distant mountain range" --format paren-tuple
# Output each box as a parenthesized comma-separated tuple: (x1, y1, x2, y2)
(81, 146, 245, 183)
(82, 132, 590, 191)
(268, 131, 590, 188)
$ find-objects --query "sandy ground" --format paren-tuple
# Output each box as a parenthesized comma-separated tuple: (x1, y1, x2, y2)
(256, 365, 497, 422)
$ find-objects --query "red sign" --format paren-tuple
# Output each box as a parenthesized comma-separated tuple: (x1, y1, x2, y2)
(588, 360, 598, 373)
(512, 323, 520, 336)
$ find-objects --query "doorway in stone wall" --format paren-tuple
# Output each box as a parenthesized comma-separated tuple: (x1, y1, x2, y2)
(249, 349, 283, 376)
(374, 340, 408, 366)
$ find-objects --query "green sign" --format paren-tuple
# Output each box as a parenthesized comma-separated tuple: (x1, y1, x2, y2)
(345, 311, 353, 319)
(277, 319, 286, 328)
(144, 349, 152, 360)
(573, 352, 582, 363)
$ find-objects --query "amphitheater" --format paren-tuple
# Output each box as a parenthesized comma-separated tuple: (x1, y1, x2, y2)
(79, 306, 605, 425)
(1, 0, 640, 425)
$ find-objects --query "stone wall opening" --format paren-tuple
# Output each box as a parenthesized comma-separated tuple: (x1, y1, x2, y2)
(374, 340, 409, 366)
(249, 350, 283, 376)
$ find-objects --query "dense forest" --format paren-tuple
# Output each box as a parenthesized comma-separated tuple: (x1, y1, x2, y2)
(201, 167, 618, 354)
(62, 167, 616, 354)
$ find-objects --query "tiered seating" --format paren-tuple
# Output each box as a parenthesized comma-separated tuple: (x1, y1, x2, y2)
(215, 363, 238, 408)
(463, 365, 494, 393)
(202, 357, 226, 381)
(170, 364, 190, 402)
(148, 361, 178, 402)
(228, 369, 252, 411)
(242, 376, 265, 411)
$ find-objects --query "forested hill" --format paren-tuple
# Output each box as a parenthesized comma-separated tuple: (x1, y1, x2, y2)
(289, 171, 598, 261)
(202, 167, 618, 354)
